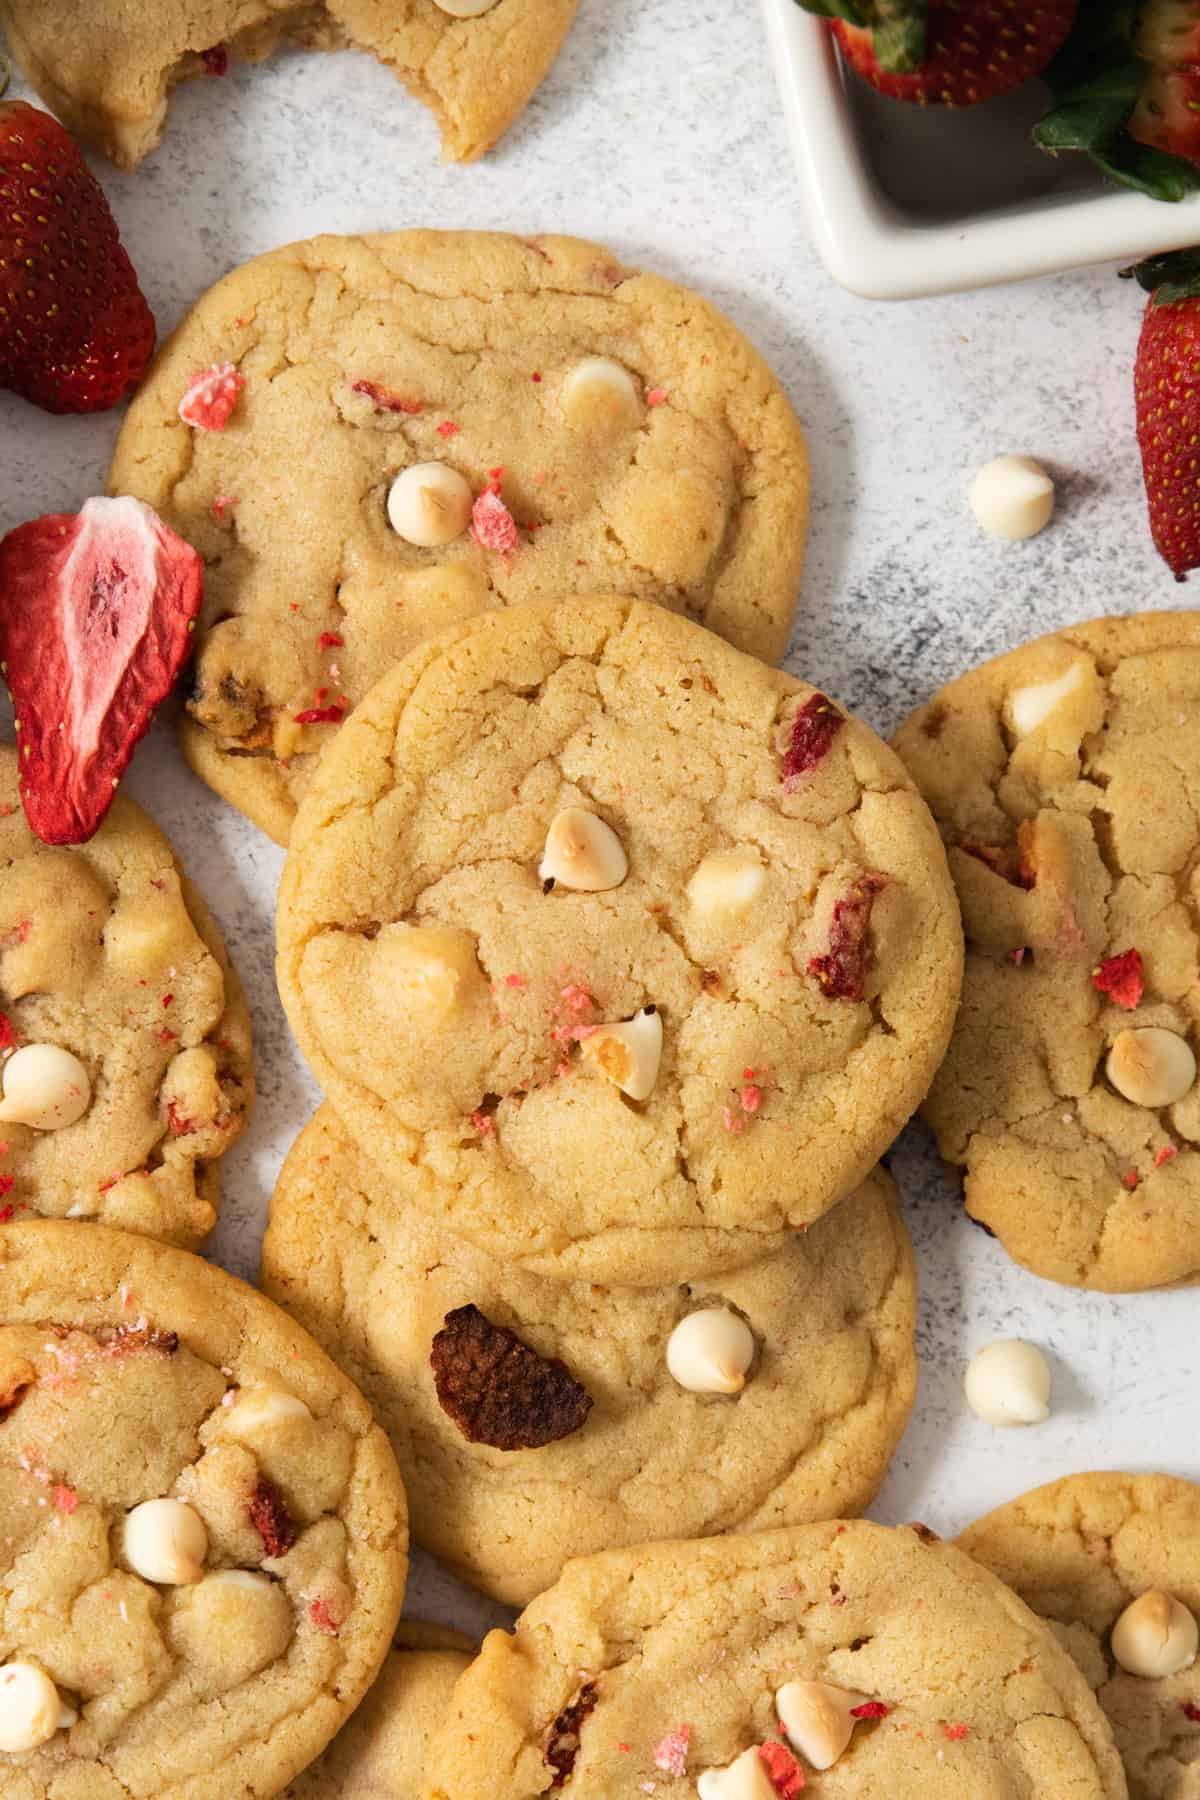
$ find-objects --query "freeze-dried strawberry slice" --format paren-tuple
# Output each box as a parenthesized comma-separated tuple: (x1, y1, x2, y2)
(1091, 949, 1144, 1011)
(545, 1683, 598, 1788)
(0, 496, 203, 844)
(782, 693, 843, 789)
(809, 873, 887, 1002)
(179, 362, 244, 431)
(759, 1740, 806, 1795)
(472, 469, 520, 554)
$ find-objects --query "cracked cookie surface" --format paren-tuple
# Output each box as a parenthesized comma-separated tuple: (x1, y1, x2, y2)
(961, 1474, 1200, 1800)
(0, 746, 253, 1246)
(275, 598, 962, 1284)
(894, 612, 1200, 1291)
(0, 0, 578, 169)
(0, 1221, 408, 1800)
(262, 1106, 918, 1606)
(421, 1519, 1127, 1797)
(109, 231, 810, 843)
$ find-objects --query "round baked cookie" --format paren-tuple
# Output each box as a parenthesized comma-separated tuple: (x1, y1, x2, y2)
(960, 1474, 1200, 1800)
(0, 744, 253, 1245)
(281, 1622, 474, 1799)
(109, 230, 811, 844)
(894, 612, 1200, 1291)
(420, 1520, 1126, 1797)
(275, 598, 962, 1284)
(262, 1106, 918, 1607)
(0, 1221, 408, 1799)
(0, 0, 579, 170)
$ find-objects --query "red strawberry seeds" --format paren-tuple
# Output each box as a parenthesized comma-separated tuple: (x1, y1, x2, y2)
(833, 0, 1078, 108)
(0, 102, 155, 413)
(1135, 288, 1200, 576)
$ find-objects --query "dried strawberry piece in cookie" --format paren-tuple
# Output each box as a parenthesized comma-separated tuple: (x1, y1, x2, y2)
(351, 378, 423, 415)
(809, 873, 887, 1002)
(0, 497, 203, 843)
(179, 361, 245, 431)
(472, 468, 520, 554)
(1091, 949, 1144, 1011)
(782, 694, 844, 790)
(248, 1477, 297, 1558)
(430, 1303, 592, 1449)
(759, 1740, 806, 1795)
(653, 1726, 691, 1775)
(545, 1682, 598, 1788)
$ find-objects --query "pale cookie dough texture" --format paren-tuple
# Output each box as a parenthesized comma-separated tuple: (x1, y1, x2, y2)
(421, 1520, 1127, 1798)
(275, 599, 962, 1285)
(0, 745, 253, 1245)
(0, 0, 579, 168)
(0, 1221, 408, 1800)
(262, 1107, 918, 1606)
(281, 1622, 474, 1799)
(108, 230, 811, 843)
(961, 1474, 1200, 1800)
(894, 612, 1200, 1291)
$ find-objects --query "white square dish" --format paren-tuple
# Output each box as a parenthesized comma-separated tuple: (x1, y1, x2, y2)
(762, 0, 1200, 300)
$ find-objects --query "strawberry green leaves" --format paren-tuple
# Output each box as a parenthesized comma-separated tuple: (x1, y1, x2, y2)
(791, 0, 926, 72)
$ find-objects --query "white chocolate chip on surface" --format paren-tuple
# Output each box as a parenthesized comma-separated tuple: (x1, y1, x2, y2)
(776, 1679, 865, 1771)
(560, 357, 644, 431)
(1111, 1589, 1199, 1678)
(686, 848, 766, 921)
(123, 1498, 208, 1585)
(580, 1006, 662, 1101)
(1107, 1028, 1197, 1109)
(223, 1386, 313, 1437)
(0, 1043, 91, 1130)
(1005, 663, 1087, 738)
(697, 1747, 778, 1800)
(964, 1339, 1051, 1427)
(0, 1663, 70, 1753)
(539, 808, 629, 892)
(666, 1307, 755, 1395)
(969, 454, 1055, 541)
(433, 0, 500, 13)
(386, 463, 473, 547)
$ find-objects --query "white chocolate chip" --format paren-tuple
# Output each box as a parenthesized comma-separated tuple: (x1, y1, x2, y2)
(686, 849, 766, 921)
(969, 454, 1055, 541)
(666, 1307, 755, 1395)
(776, 1680, 866, 1771)
(0, 1663, 70, 1753)
(224, 1386, 313, 1437)
(964, 1339, 1051, 1427)
(539, 808, 628, 892)
(433, 0, 499, 13)
(1111, 1589, 1199, 1678)
(0, 1043, 91, 1130)
(560, 357, 643, 432)
(1005, 663, 1086, 737)
(386, 463, 473, 547)
(1107, 1028, 1196, 1109)
(697, 1747, 778, 1800)
(580, 1006, 662, 1101)
(123, 1498, 208, 1585)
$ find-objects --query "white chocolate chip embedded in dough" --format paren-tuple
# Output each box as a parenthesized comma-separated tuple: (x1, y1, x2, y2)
(686, 849, 766, 921)
(0, 1043, 91, 1130)
(434, 0, 500, 12)
(123, 1498, 208, 1585)
(776, 1680, 865, 1771)
(224, 1387, 313, 1438)
(560, 357, 644, 432)
(697, 1747, 778, 1800)
(1005, 663, 1087, 738)
(964, 1339, 1051, 1427)
(666, 1308, 755, 1395)
(1107, 1028, 1197, 1109)
(580, 1006, 662, 1101)
(539, 808, 629, 892)
(386, 463, 473, 547)
(379, 923, 485, 1021)
(0, 1663, 71, 1753)
(1111, 1589, 1199, 1678)
(969, 454, 1055, 541)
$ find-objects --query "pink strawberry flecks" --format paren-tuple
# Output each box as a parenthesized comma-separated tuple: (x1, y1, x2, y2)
(504, 974, 527, 990)
(943, 1724, 969, 1742)
(351, 379, 422, 414)
(759, 1740, 805, 1796)
(652, 1725, 691, 1776)
(740, 1083, 762, 1115)
(1124, 1169, 1140, 1191)
(851, 1701, 890, 1719)
(211, 494, 237, 521)
(782, 694, 844, 790)
(1155, 1145, 1178, 1168)
(179, 362, 245, 432)
(52, 1483, 77, 1514)
(1182, 1701, 1200, 1722)
(308, 1597, 339, 1635)
(437, 420, 461, 438)
(472, 469, 520, 555)
(294, 704, 345, 725)
(645, 386, 669, 406)
(1091, 948, 1144, 1011)
(317, 631, 344, 650)
(470, 1110, 495, 1139)
(0, 1013, 17, 1052)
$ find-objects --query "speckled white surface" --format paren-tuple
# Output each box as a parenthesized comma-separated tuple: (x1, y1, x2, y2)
(0, 0, 1195, 1652)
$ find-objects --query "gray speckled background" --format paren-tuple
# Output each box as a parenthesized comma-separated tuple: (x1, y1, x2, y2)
(0, 0, 1195, 1648)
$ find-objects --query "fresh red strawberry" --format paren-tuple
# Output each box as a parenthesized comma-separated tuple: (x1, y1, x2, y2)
(832, 0, 1078, 106)
(0, 102, 155, 414)
(1128, 62, 1200, 163)
(0, 497, 202, 842)
(1131, 249, 1200, 577)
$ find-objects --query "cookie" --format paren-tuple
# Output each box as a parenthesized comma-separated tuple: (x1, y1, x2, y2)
(0, 1220, 408, 1799)
(0, 0, 579, 170)
(282, 1622, 474, 1798)
(108, 230, 811, 843)
(261, 1106, 918, 1606)
(420, 1520, 1126, 1796)
(0, 744, 253, 1245)
(275, 598, 962, 1284)
(960, 1474, 1200, 1799)
(894, 612, 1200, 1290)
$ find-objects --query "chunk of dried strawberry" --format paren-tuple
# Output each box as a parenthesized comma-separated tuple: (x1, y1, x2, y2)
(0, 497, 203, 844)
